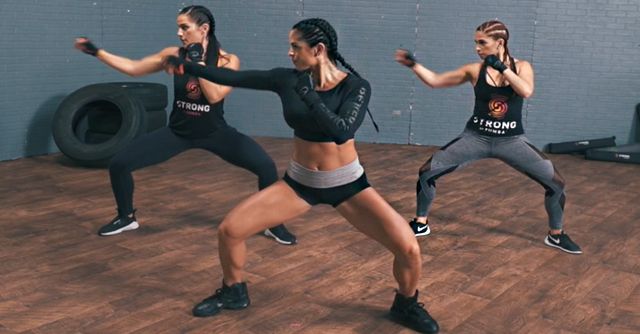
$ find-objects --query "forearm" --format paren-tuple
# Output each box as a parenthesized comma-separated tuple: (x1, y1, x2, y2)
(411, 63, 469, 89)
(301, 86, 369, 144)
(96, 50, 161, 77)
(412, 64, 439, 88)
(308, 101, 355, 144)
(503, 69, 534, 98)
(198, 77, 232, 103)
(183, 62, 276, 91)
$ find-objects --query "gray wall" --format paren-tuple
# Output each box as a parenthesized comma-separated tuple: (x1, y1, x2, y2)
(1, 0, 639, 161)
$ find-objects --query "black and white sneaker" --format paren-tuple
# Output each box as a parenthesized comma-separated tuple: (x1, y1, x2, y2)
(98, 210, 139, 236)
(264, 224, 297, 245)
(409, 218, 431, 237)
(193, 281, 250, 317)
(544, 232, 582, 254)
(390, 290, 439, 334)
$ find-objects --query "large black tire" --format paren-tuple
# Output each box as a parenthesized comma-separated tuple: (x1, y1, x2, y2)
(90, 82, 168, 110)
(53, 85, 148, 167)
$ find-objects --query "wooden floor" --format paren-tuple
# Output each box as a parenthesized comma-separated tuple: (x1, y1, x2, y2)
(1, 137, 639, 334)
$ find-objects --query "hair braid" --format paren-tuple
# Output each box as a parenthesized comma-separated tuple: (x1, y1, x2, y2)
(292, 18, 379, 131)
(179, 5, 220, 67)
(477, 20, 516, 72)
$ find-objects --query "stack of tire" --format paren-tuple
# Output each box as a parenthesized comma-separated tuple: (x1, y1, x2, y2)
(52, 82, 168, 167)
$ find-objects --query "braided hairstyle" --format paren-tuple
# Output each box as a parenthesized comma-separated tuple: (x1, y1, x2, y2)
(476, 20, 516, 72)
(179, 5, 220, 67)
(292, 18, 378, 131)
(292, 18, 363, 78)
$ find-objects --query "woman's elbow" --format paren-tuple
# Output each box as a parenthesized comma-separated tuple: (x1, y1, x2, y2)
(521, 89, 534, 99)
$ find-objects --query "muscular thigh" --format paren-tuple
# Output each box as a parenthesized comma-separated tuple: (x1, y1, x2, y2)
(195, 126, 273, 169)
(110, 127, 191, 170)
(336, 188, 416, 252)
(493, 136, 564, 183)
(422, 131, 491, 172)
(220, 180, 312, 238)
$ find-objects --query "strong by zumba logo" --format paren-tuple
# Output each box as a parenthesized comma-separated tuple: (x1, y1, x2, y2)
(186, 78, 201, 100)
(488, 94, 508, 120)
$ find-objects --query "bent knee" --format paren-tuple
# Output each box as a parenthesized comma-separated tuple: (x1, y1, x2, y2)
(108, 157, 131, 174)
(259, 160, 278, 175)
(218, 220, 248, 240)
(396, 239, 421, 261)
(418, 157, 433, 175)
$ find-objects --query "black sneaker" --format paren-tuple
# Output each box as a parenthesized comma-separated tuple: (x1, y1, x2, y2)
(409, 218, 431, 237)
(264, 224, 297, 245)
(544, 231, 582, 254)
(390, 290, 439, 334)
(98, 210, 139, 236)
(192, 281, 250, 317)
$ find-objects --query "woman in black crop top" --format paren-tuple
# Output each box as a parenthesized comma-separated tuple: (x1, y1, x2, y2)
(164, 18, 439, 334)
(74, 5, 295, 245)
(395, 20, 581, 255)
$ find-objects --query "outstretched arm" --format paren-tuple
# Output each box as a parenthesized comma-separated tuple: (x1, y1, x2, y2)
(395, 49, 472, 88)
(74, 37, 176, 77)
(165, 56, 280, 92)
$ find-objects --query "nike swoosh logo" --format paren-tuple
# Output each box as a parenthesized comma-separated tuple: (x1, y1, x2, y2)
(549, 236, 560, 244)
(416, 225, 429, 232)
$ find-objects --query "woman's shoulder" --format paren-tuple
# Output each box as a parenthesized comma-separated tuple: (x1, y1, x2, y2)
(217, 49, 237, 67)
(513, 58, 532, 68)
(218, 48, 236, 59)
(345, 73, 370, 88)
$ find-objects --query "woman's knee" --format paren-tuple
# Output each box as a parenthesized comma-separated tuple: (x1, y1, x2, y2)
(218, 219, 249, 241)
(108, 155, 132, 175)
(395, 238, 421, 262)
(553, 170, 566, 191)
(418, 157, 433, 174)
(258, 158, 277, 177)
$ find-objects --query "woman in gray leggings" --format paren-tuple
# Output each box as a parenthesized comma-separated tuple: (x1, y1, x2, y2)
(395, 20, 581, 254)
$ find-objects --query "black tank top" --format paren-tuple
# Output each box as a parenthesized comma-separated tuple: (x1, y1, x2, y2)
(169, 49, 227, 138)
(465, 64, 524, 137)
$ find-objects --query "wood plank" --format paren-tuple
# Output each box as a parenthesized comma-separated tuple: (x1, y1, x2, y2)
(1, 138, 639, 333)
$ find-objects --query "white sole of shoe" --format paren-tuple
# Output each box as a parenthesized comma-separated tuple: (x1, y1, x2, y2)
(100, 221, 139, 236)
(263, 229, 294, 245)
(414, 226, 431, 237)
(544, 237, 583, 254)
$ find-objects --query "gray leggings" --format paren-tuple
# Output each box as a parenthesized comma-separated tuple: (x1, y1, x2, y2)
(417, 129, 566, 230)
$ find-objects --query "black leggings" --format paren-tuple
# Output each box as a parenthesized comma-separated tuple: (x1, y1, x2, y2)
(109, 126, 277, 216)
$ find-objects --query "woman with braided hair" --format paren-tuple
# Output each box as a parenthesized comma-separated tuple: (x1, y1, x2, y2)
(164, 17, 439, 333)
(395, 20, 582, 254)
(74, 5, 296, 244)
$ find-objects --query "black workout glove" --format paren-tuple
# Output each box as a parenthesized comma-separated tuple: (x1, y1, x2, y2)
(165, 55, 184, 67)
(186, 43, 204, 63)
(484, 55, 508, 73)
(295, 71, 321, 106)
(163, 55, 187, 75)
(398, 48, 417, 68)
(76, 37, 100, 56)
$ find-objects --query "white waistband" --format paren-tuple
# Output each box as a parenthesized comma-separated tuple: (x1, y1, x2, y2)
(286, 158, 364, 188)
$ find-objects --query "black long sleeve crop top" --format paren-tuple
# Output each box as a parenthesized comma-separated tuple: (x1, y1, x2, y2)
(180, 62, 371, 144)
